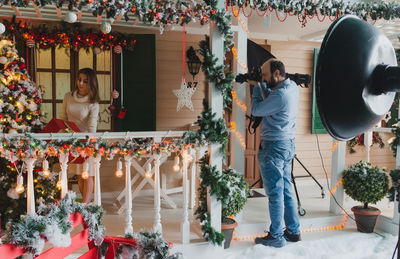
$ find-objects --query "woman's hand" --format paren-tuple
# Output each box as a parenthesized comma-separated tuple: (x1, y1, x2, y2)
(112, 90, 119, 99)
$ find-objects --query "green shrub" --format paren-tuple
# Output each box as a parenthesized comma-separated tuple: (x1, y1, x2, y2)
(342, 161, 389, 209)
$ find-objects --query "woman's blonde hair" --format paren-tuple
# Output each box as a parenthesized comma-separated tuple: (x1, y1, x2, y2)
(74, 68, 100, 103)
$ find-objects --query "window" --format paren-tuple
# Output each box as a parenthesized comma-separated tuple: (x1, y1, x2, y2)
(35, 47, 113, 131)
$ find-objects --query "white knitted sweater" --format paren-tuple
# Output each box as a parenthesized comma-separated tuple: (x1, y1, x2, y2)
(59, 91, 99, 133)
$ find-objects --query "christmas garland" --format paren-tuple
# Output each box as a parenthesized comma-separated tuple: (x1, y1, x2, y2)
(194, 155, 248, 245)
(112, 232, 182, 259)
(1, 0, 399, 26)
(388, 126, 400, 157)
(347, 132, 384, 154)
(3, 191, 104, 256)
(182, 100, 229, 159)
(388, 168, 400, 202)
(2, 18, 136, 51)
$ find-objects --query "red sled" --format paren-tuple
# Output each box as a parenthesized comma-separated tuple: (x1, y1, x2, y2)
(40, 118, 86, 164)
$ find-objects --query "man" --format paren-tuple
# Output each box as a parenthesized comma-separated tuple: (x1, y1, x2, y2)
(250, 59, 301, 248)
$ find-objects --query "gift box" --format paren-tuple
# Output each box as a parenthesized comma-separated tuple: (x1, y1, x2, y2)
(40, 118, 86, 164)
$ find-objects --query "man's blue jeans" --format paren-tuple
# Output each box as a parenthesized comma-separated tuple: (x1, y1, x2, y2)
(257, 139, 300, 238)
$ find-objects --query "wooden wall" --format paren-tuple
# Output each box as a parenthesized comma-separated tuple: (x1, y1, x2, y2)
(155, 32, 207, 131)
(267, 40, 396, 180)
(95, 28, 396, 193)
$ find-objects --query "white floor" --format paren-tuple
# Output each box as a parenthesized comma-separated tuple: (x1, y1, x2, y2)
(68, 178, 398, 258)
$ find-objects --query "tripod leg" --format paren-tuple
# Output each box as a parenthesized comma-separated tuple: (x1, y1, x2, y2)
(291, 158, 306, 216)
(294, 155, 325, 198)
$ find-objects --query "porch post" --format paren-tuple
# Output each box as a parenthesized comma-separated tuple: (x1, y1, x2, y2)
(93, 154, 102, 206)
(208, 0, 224, 251)
(231, 12, 248, 223)
(124, 155, 133, 235)
(25, 157, 37, 214)
(329, 140, 346, 214)
(59, 153, 69, 199)
(154, 154, 162, 234)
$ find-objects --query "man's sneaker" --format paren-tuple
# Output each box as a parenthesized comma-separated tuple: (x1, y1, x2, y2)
(254, 233, 286, 248)
(283, 229, 301, 242)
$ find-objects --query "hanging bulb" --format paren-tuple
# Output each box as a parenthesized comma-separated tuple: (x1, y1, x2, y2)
(187, 154, 193, 163)
(173, 155, 180, 172)
(81, 161, 89, 180)
(115, 159, 123, 178)
(15, 174, 24, 194)
(42, 159, 50, 178)
(56, 180, 62, 189)
(145, 163, 152, 178)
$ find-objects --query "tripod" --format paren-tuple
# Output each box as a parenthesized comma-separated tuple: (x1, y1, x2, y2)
(248, 154, 325, 216)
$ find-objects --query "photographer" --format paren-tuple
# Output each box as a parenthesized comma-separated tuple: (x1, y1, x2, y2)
(250, 59, 301, 248)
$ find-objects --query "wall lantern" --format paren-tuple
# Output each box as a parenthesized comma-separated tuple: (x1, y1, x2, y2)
(186, 46, 201, 80)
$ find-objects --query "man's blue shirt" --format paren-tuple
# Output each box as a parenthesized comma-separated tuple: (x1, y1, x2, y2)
(251, 79, 299, 141)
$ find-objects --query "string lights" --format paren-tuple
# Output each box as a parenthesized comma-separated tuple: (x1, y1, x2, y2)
(230, 121, 246, 149)
(232, 214, 349, 241)
(231, 90, 247, 112)
(231, 47, 248, 72)
(329, 177, 343, 196)
(331, 141, 339, 152)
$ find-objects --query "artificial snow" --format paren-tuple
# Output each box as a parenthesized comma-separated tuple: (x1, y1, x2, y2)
(225, 232, 398, 259)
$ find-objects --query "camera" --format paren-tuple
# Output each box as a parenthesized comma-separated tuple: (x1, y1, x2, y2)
(235, 66, 311, 88)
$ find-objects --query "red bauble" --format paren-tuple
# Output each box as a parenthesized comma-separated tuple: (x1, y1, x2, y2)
(108, 104, 116, 112)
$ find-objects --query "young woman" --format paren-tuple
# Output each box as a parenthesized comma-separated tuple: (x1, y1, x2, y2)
(59, 68, 100, 203)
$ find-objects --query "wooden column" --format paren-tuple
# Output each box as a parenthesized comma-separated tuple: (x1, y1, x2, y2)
(208, 0, 224, 251)
(329, 140, 346, 215)
(25, 157, 37, 214)
(59, 153, 69, 199)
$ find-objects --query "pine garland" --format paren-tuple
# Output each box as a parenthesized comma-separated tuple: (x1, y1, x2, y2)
(388, 169, 400, 202)
(3, 18, 137, 52)
(0, 0, 398, 25)
(194, 154, 248, 245)
(3, 192, 104, 257)
(198, 36, 234, 109)
(388, 126, 400, 157)
(112, 231, 183, 259)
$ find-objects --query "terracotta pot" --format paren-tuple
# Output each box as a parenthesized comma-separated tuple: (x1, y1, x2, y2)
(351, 206, 381, 233)
(221, 218, 238, 249)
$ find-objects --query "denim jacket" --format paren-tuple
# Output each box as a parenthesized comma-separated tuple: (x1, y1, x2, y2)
(251, 79, 299, 141)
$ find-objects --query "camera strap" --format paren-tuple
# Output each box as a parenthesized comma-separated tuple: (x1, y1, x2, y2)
(246, 115, 262, 134)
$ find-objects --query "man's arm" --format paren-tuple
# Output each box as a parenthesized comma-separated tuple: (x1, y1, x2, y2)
(251, 85, 283, 117)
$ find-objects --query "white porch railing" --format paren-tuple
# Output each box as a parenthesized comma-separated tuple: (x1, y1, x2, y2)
(4, 131, 208, 244)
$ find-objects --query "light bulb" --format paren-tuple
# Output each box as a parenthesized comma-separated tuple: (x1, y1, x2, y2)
(145, 171, 152, 178)
(15, 184, 24, 194)
(15, 174, 24, 193)
(173, 156, 180, 172)
(42, 159, 50, 177)
(145, 163, 152, 178)
(82, 161, 89, 179)
(115, 159, 123, 178)
(56, 180, 62, 189)
(81, 170, 89, 180)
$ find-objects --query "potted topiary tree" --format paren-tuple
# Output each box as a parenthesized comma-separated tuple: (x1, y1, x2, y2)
(342, 161, 389, 233)
(220, 168, 248, 249)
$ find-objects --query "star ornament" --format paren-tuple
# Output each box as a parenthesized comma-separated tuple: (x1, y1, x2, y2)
(173, 79, 196, 112)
